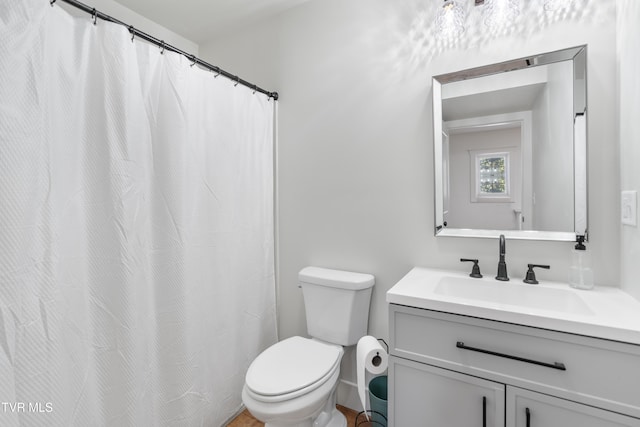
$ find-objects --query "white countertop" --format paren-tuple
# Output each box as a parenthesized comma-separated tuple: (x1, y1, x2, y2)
(387, 267, 640, 345)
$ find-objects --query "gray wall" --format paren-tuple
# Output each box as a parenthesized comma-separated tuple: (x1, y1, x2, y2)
(200, 0, 619, 406)
(531, 61, 575, 232)
(448, 127, 522, 230)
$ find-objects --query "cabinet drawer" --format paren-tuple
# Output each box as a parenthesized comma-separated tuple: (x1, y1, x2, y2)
(390, 304, 640, 418)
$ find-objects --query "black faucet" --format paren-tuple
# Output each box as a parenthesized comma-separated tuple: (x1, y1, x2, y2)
(523, 264, 550, 284)
(495, 234, 509, 281)
(460, 258, 482, 278)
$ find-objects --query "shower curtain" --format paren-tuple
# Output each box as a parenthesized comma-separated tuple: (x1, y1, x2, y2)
(0, 1, 277, 426)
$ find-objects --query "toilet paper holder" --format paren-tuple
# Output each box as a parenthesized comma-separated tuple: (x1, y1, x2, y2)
(371, 339, 388, 368)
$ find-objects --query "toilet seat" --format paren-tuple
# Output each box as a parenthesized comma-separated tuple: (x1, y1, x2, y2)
(245, 336, 342, 403)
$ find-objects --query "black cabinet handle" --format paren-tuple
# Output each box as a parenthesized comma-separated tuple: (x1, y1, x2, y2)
(482, 396, 487, 427)
(526, 407, 531, 427)
(456, 341, 566, 371)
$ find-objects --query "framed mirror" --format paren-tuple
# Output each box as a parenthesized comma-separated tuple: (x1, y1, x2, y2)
(433, 45, 587, 241)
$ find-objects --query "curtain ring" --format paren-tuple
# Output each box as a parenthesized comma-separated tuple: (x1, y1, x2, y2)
(252, 85, 257, 95)
(214, 68, 221, 78)
(129, 26, 135, 42)
(234, 76, 240, 87)
(91, 8, 97, 25)
(50, 0, 56, 7)
(160, 41, 165, 54)
(190, 55, 197, 67)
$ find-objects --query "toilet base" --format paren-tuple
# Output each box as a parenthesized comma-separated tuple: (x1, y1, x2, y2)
(318, 408, 347, 427)
(263, 408, 345, 427)
(259, 377, 345, 427)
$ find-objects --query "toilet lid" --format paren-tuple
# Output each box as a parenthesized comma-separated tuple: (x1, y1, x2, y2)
(246, 336, 342, 397)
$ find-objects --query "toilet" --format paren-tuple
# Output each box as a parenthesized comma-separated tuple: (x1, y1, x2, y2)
(242, 266, 375, 427)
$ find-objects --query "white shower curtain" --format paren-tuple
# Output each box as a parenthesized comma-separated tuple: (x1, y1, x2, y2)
(0, 1, 277, 426)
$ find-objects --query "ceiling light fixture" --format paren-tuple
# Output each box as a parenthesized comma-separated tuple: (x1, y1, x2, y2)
(435, 0, 466, 39)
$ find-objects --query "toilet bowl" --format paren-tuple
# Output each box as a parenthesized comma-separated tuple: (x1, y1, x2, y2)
(242, 267, 375, 427)
(242, 336, 345, 427)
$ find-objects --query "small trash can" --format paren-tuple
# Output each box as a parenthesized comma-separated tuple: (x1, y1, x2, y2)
(368, 375, 387, 426)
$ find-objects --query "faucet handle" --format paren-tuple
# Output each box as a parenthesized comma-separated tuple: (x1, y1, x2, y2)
(460, 258, 482, 278)
(523, 264, 550, 285)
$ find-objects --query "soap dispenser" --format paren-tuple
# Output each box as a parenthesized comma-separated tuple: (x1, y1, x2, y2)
(568, 236, 594, 290)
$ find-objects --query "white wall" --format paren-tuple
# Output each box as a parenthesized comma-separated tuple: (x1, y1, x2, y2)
(200, 0, 618, 407)
(60, 0, 198, 54)
(618, 0, 640, 301)
(531, 61, 574, 232)
(448, 127, 521, 230)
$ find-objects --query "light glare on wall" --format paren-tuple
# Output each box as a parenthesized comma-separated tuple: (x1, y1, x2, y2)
(544, 0, 575, 11)
(434, 0, 571, 38)
(483, 0, 520, 28)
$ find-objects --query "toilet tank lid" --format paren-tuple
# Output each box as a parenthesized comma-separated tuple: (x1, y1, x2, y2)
(298, 266, 375, 290)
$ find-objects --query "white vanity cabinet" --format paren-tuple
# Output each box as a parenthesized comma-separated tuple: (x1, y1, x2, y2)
(391, 356, 504, 426)
(507, 387, 640, 427)
(388, 304, 640, 427)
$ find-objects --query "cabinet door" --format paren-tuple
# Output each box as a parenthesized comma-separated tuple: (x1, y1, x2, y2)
(507, 387, 640, 427)
(389, 356, 505, 427)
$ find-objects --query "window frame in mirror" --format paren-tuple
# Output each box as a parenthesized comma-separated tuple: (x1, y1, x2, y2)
(433, 45, 587, 242)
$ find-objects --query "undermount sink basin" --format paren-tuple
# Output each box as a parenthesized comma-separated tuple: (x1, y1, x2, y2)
(434, 276, 594, 316)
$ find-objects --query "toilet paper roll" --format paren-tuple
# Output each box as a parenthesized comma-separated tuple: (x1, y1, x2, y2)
(356, 335, 388, 419)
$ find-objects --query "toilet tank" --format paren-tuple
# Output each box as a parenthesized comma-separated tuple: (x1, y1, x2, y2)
(299, 266, 375, 346)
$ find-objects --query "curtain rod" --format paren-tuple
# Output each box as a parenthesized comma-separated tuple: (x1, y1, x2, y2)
(51, 0, 279, 101)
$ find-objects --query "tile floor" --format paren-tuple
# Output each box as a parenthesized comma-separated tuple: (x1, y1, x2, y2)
(226, 405, 360, 426)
